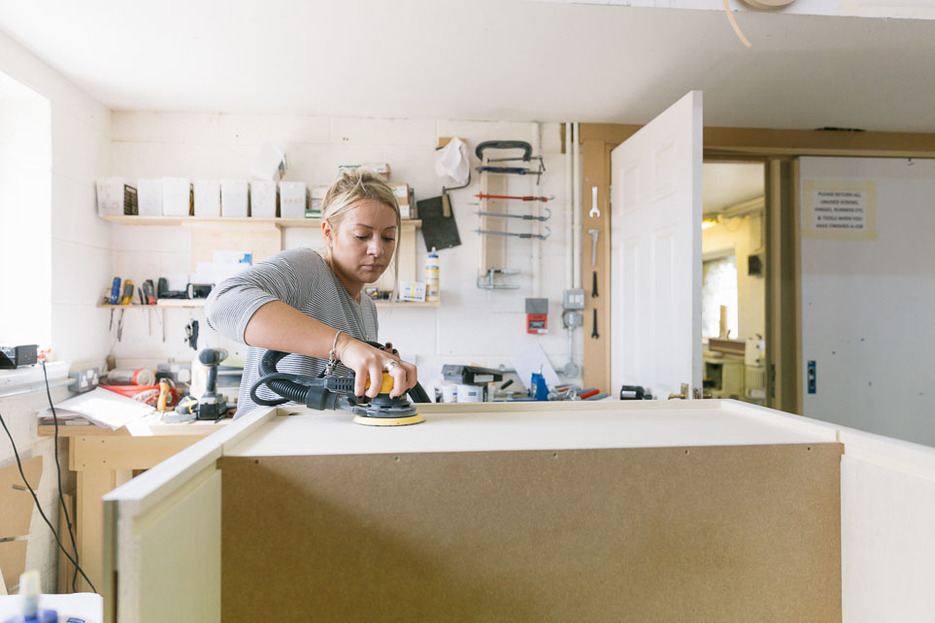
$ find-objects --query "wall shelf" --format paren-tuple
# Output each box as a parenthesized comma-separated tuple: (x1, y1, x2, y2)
(101, 215, 421, 229)
(97, 300, 206, 309)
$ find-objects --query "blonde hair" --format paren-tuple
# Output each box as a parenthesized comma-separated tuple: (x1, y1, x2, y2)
(321, 169, 401, 296)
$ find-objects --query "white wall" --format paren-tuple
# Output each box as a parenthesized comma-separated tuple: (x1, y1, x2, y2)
(108, 112, 579, 398)
(1, 29, 110, 592)
(800, 156, 935, 446)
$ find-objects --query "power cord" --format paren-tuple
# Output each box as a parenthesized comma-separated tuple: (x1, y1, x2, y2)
(40, 361, 82, 593)
(0, 366, 97, 594)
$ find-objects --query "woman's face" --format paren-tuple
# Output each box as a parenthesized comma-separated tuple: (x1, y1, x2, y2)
(323, 199, 398, 293)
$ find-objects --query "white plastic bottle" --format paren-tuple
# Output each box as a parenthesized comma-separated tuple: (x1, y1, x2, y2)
(425, 247, 439, 302)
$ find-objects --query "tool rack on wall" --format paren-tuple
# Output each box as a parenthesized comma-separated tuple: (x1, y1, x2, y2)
(474, 141, 548, 291)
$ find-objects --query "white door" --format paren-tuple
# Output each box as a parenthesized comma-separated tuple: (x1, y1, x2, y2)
(610, 91, 703, 399)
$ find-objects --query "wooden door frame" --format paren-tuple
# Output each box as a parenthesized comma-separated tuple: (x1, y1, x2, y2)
(578, 124, 935, 409)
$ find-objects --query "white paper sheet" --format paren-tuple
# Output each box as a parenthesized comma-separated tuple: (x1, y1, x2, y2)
(39, 387, 154, 430)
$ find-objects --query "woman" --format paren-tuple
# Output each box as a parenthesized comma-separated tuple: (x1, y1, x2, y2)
(205, 169, 418, 418)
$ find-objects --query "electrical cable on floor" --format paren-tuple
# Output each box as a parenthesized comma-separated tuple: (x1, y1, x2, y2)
(41, 360, 82, 592)
(0, 401, 97, 594)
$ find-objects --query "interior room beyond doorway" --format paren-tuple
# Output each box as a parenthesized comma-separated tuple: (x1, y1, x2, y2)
(701, 161, 766, 405)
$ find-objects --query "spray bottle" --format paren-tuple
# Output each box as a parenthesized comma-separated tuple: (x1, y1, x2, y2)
(424, 247, 439, 302)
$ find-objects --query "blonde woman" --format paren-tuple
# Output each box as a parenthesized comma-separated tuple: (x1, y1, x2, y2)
(206, 170, 418, 418)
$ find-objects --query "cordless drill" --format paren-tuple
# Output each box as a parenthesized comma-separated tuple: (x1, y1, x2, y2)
(195, 348, 229, 420)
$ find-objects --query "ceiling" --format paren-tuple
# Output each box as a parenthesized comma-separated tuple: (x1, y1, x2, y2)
(2, 1, 930, 211)
(2, 0, 935, 133)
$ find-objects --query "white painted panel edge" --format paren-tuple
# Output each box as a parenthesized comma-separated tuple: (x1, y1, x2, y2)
(103, 406, 277, 516)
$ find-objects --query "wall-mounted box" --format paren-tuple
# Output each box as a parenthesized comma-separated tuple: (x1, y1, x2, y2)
(250, 181, 278, 218)
(96, 178, 138, 217)
(193, 180, 221, 217)
(221, 179, 249, 218)
(279, 181, 308, 219)
(162, 177, 192, 217)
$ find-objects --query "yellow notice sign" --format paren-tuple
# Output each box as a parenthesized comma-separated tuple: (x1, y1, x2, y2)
(803, 180, 878, 240)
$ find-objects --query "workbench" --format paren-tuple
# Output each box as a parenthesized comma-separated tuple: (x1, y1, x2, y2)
(38, 414, 228, 593)
(102, 400, 935, 623)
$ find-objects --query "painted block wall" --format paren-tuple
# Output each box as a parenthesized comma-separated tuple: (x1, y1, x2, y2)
(1, 30, 111, 593)
(800, 156, 935, 446)
(107, 112, 581, 398)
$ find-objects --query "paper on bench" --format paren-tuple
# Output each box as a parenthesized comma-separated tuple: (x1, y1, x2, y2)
(39, 387, 154, 430)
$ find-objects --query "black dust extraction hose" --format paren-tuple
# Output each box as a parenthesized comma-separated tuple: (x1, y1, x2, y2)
(251, 348, 431, 408)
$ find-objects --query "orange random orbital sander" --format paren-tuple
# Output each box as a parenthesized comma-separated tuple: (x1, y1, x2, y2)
(250, 349, 427, 426)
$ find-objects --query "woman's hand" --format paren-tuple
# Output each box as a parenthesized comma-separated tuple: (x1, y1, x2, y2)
(336, 334, 418, 399)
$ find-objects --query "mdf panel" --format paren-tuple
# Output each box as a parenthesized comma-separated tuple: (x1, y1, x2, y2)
(221, 443, 841, 622)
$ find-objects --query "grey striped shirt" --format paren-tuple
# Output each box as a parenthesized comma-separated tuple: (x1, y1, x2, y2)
(204, 248, 378, 418)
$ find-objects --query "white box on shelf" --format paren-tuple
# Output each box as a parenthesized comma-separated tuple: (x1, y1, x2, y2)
(137, 179, 163, 216)
(221, 179, 249, 217)
(250, 180, 278, 218)
(398, 281, 426, 302)
(280, 181, 308, 219)
(162, 177, 192, 216)
(194, 180, 221, 217)
(309, 184, 329, 216)
(96, 178, 137, 216)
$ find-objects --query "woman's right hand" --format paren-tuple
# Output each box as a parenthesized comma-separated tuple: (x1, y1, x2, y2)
(336, 334, 418, 399)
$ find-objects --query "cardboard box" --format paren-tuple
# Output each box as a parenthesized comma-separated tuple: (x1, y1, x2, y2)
(309, 184, 330, 216)
(279, 181, 308, 219)
(338, 162, 391, 180)
(136, 179, 163, 216)
(250, 181, 278, 218)
(162, 178, 192, 216)
(388, 182, 410, 205)
(194, 180, 221, 217)
(96, 178, 138, 216)
(221, 179, 249, 217)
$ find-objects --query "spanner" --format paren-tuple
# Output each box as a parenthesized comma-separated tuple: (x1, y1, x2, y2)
(589, 186, 600, 218)
(587, 229, 599, 266)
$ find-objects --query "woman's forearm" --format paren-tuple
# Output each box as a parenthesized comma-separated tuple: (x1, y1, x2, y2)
(243, 300, 340, 359)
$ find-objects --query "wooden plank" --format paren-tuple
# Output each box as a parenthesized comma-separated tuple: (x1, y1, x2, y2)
(71, 436, 204, 471)
(58, 492, 77, 593)
(0, 455, 42, 538)
(0, 540, 27, 593)
(221, 442, 842, 622)
(77, 469, 116, 593)
(581, 138, 611, 394)
(580, 123, 935, 157)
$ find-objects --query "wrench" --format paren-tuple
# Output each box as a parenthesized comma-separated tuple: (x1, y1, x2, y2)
(588, 229, 599, 266)
(589, 186, 600, 218)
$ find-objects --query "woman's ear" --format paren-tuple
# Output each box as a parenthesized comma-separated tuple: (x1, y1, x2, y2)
(321, 219, 334, 249)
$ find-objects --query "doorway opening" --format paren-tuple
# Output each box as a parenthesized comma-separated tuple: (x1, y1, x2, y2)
(701, 161, 766, 404)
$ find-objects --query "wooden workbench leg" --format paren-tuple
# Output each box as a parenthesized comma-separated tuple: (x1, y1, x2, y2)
(77, 469, 116, 593)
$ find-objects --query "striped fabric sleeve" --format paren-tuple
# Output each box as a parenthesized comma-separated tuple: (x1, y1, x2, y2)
(204, 248, 320, 343)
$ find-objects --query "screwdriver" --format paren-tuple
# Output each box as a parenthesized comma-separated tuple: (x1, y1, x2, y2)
(120, 280, 135, 305)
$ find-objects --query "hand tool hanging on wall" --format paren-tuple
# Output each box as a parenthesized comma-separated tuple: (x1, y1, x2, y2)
(591, 309, 599, 339)
(588, 229, 600, 297)
(474, 140, 545, 182)
(476, 226, 551, 241)
(475, 207, 551, 222)
(184, 319, 199, 350)
(589, 186, 601, 218)
(475, 193, 554, 202)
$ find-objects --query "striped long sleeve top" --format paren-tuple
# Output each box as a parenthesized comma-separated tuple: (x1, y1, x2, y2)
(204, 248, 379, 418)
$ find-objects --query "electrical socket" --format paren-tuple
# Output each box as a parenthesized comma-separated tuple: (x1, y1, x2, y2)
(69, 367, 100, 394)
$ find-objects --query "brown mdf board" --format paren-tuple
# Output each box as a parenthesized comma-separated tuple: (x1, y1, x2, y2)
(0, 455, 42, 592)
(221, 442, 842, 622)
